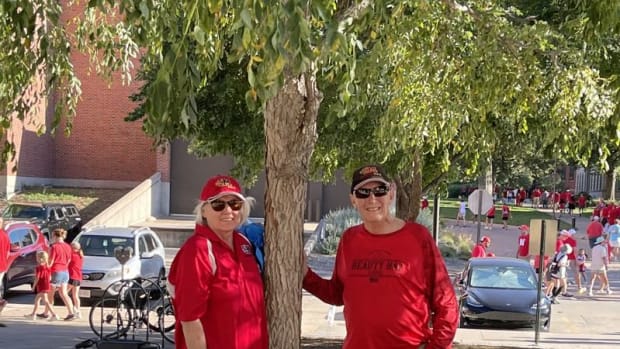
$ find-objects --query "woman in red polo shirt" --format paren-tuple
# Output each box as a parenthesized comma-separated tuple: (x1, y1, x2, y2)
(168, 175, 268, 349)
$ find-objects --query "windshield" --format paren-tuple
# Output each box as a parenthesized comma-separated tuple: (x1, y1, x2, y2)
(470, 265, 537, 290)
(2, 204, 46, 220)
(78, 235, 135, 257)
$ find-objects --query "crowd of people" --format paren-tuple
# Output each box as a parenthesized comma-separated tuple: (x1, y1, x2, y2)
(27, 228, 83, 321)
(468, 200, 618, 303)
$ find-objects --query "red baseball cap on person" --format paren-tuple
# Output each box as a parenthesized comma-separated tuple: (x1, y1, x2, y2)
(519, 225, 529, 232)
(481, 236, 491, 244)
(200, 175, 245, 201)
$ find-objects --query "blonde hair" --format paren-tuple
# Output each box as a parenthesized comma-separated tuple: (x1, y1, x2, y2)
(52, 228, 67, 239)
(194, 196, 255, 226)
(36, 250, 49, 264)
(71, 241, 84, 257)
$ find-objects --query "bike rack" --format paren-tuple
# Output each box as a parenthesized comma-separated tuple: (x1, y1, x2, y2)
(76, 246, 173, 349)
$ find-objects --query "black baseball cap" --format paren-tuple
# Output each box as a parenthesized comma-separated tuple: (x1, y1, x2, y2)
(350, 164, 390, 193)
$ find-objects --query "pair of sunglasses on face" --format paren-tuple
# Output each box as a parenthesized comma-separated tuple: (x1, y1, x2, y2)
(208, 199, 244, 212)
(353, 185, 390, 199)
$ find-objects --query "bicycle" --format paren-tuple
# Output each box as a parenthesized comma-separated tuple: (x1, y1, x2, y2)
(88, 277, 175, 344)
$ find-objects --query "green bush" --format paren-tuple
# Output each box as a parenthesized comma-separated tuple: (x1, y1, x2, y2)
(315, 234, 341, 255)
(438, 231, 473, 260)
(315, 207, 437, 255)
(416, 208, 433, 232)
(323, 207, 362, 238)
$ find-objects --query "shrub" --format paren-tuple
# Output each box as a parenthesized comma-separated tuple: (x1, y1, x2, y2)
(323, 207, 362, 239)
(438, 231, 473, 260)
(416, 208, 433, 232)
(314, 206, 437, 255)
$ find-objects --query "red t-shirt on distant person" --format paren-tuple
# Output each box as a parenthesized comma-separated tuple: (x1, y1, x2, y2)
(68, 251, 83, 281)
(50, 242, 72, 273)
(517, 234, 530, 257)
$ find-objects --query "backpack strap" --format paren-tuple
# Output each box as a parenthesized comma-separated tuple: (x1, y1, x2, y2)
(206, 238, 217, 276)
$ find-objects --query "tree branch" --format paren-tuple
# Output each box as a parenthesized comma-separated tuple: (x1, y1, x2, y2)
(422, 152, 465, 193)
(335, 0, 372, 22)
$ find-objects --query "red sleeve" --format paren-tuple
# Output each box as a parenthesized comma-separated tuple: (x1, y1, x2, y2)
(424, 235, 458, 349)
(168, 238, 214, 321)
(302, 240, 345, 306)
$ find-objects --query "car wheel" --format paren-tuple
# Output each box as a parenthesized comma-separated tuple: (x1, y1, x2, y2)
(0, 274, 7, 299)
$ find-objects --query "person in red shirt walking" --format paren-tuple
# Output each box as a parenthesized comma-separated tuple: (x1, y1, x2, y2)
(564, 229, 578, 292)
(501, 202, 511, 229)
(587, 216, 604, 248)
(516, 225, 530, 260)
(168, 175, 268, 349)
(532, 188, 542, 208)
(24, 251, 60, 321)
(485, 205, 496, 230)
(67, 242, 84, 319)
(40, 228, 75, 321)
(577, 194, 587, 216)
(0, 218, 10, 324)
(303, 164, 458, 349)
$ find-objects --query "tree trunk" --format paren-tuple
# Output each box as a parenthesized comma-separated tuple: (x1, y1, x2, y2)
(603, 168, 617, 201)
(263, 71, 321, 349)
(395, 150, 423, 221)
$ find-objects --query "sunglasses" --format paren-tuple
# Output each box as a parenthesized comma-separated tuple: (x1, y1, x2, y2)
(208, 199, 244, 212)
(353, 185, 390, 199)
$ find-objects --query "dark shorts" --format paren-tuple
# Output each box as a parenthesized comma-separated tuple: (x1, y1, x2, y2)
(487, 215, 495, 219)
(502, 216, 508, 221)
(68, 279, 81, 287)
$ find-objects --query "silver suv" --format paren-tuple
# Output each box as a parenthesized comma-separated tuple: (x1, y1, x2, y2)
(74, 226, 166, 300)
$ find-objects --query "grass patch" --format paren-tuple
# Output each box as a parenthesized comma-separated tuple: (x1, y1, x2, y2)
(432, 199, 572, 229)
(11, 186, 98, 207)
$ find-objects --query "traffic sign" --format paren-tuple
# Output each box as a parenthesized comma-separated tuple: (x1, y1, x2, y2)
(529, 219, 557, 257)
(467, 189, 493, 215)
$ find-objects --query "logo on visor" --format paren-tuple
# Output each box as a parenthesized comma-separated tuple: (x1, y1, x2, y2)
(215, 178, 237, 190)
(358, 166, 381, 177)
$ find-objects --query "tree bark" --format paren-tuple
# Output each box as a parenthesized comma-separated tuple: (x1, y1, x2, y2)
(603, 168, 616, 201)
(395, 150, 423, 221)
(263, 71, 321, 349)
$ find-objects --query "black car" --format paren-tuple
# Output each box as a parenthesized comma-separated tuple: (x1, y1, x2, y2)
(2, 203, 83, 242)
(454, 257, 551, 331)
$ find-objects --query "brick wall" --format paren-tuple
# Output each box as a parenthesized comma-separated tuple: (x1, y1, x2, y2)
(50, 3, 157, 182)
(6, 2, 170, 189)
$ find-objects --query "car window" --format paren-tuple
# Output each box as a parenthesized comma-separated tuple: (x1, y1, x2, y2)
(2, 205, 46, 220)
(138, 236, 148, 255)
(54, 208, 66, 220)
(66, 207, 78, 217)
(79, 235, 134, 257)
(470, 265, 537, 289)
(144, 234, 159, 251)
(9, 228, 34, 248)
